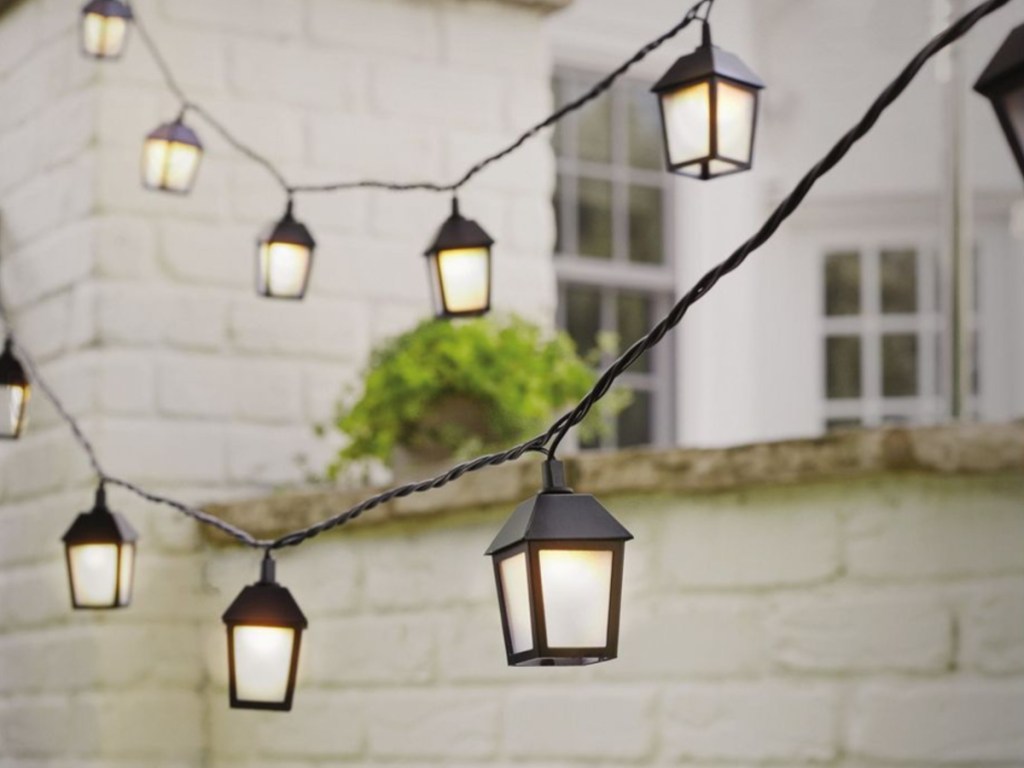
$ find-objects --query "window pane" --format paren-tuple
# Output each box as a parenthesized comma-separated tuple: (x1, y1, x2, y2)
(565, 285, 601, 360)
(881, 248, 917, 314)
(826, 418, 862, 432)
(617, 389, 652, 447)
(628, 185, 663, 264)
(578, 81, 611, 164)
(628, 84, 663, 169)
(577, 178, 613, 259)
(882, 333, 918, 396)
(617, 291, 653, 373)
(826, 335, 861, 398)
(825, 251, 860, 316)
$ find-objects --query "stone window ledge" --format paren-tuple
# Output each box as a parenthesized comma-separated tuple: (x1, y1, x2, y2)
(203, 423, 1024, 544)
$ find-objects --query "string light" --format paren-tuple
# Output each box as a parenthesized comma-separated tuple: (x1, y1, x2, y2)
(79, 0, 132, 60)
(424, 198, 494, 318)
(0, 0, 998, 707)
(61, 484, 139, 610)
(257, 200, 316, 300)
(142, 115, 204, 194)
(0, 336, 29, 440)
(222, 553, 307, 711)
(652, 19, 764, 179)
(974, 22, 1024, 182)
(486, 459, 632, 666)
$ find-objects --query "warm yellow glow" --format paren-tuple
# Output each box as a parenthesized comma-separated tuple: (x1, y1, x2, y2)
(233, 626, 296, 703)
(117, 543, 135, 605)
(82, 13, 127, 58)
(143, 138, 201, 192)
(499, 552, 533, 654)
(258, 242, 312, 298)
(714, 81, 755, 163)
(0, 384, 26, 437)
(538, 549, 613, 648)
(436, 247, 489, 314)
(661, 81, 711, 166)
(68, 544, 120, 607)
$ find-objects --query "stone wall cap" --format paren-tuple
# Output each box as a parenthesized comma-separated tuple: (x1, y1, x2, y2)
(203, 423, 1024, 544)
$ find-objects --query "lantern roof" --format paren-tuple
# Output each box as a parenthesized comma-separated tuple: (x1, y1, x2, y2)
(0, 339, 28, 388)
(974, 22, 1024, 95)
(62, 489, 139, 546)
(651, 40, 765, 94)
(222, 580, 308, 629)
(424, 199, 494, 256)
(263, 202, 315, 249)
(147, 118, 203, 149)
(485, 487, 633, 555)
(82, 0, 133, 18)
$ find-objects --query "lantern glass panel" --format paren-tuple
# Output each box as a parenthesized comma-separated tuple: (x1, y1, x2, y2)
(716, 80, 756, 163)
(118, 543, 135, 605)
(660, 80, 711, 166)
(538, 548, 613, 648)
(499, 552, 533, 654)
(1006, 85, 1024, 141)
(437, 246, 489, 314)
(68, 543, 120, 607)
(259, 242, 311, 298)
(143, 139, 201, 192)
(82, 13, 127, 57)
(232, 626, 297, 703)
(0, 384, 26, 437)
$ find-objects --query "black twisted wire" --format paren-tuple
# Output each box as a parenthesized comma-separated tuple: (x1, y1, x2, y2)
(267, 0, 1012, 549)
(8, 0, 1009, 552)
(128, 0, 712, 197)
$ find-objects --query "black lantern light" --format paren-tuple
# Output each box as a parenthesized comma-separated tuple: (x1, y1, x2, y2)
(62, 484, 138, 610)
(0, 336, 29, 440)
(222, 553, 307, 711)
(485, 460, 632, 667)
(974, 22, 1024, 183)
(424, 198, 494, 318)
(80, 0, 132, 60)
(651, 23, 764, 179)
(257, 200, 316, 300)
(142, 115, 204, 194)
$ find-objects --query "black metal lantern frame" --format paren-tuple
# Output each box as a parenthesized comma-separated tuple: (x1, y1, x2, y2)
(222, 554, 307, 712)
(0, 336, 29, 440)
(142, 116, 204, 194)
(79, 0, 133, 60)
(651, 23, 765, 180)
(423, 198, 494, 319)
(974, 22, 1024, 183)
(61, 484, 139, 610)
(485, 460, 632, 667)
(256, 200, 317, 300)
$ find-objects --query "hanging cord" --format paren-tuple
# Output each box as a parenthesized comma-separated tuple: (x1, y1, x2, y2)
(127, 0, 712, 196)
(6, 0, 1012, 551)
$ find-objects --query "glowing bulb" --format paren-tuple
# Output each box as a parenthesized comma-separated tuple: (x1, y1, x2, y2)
(436, 247, 490, 315)
(232, 626, 297, 703)
(538, 549, 613, 648)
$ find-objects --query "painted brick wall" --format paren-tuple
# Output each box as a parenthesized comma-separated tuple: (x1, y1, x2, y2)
(198, 474, 1024, 767)
(0, 0, 557, 764)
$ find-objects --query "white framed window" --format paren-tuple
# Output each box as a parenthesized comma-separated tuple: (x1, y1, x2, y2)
(552, 68, 676, 448)
(821, 240, 978, 430)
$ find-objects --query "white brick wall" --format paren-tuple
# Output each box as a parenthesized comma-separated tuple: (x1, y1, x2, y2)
(1, 0, 1022, 766)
